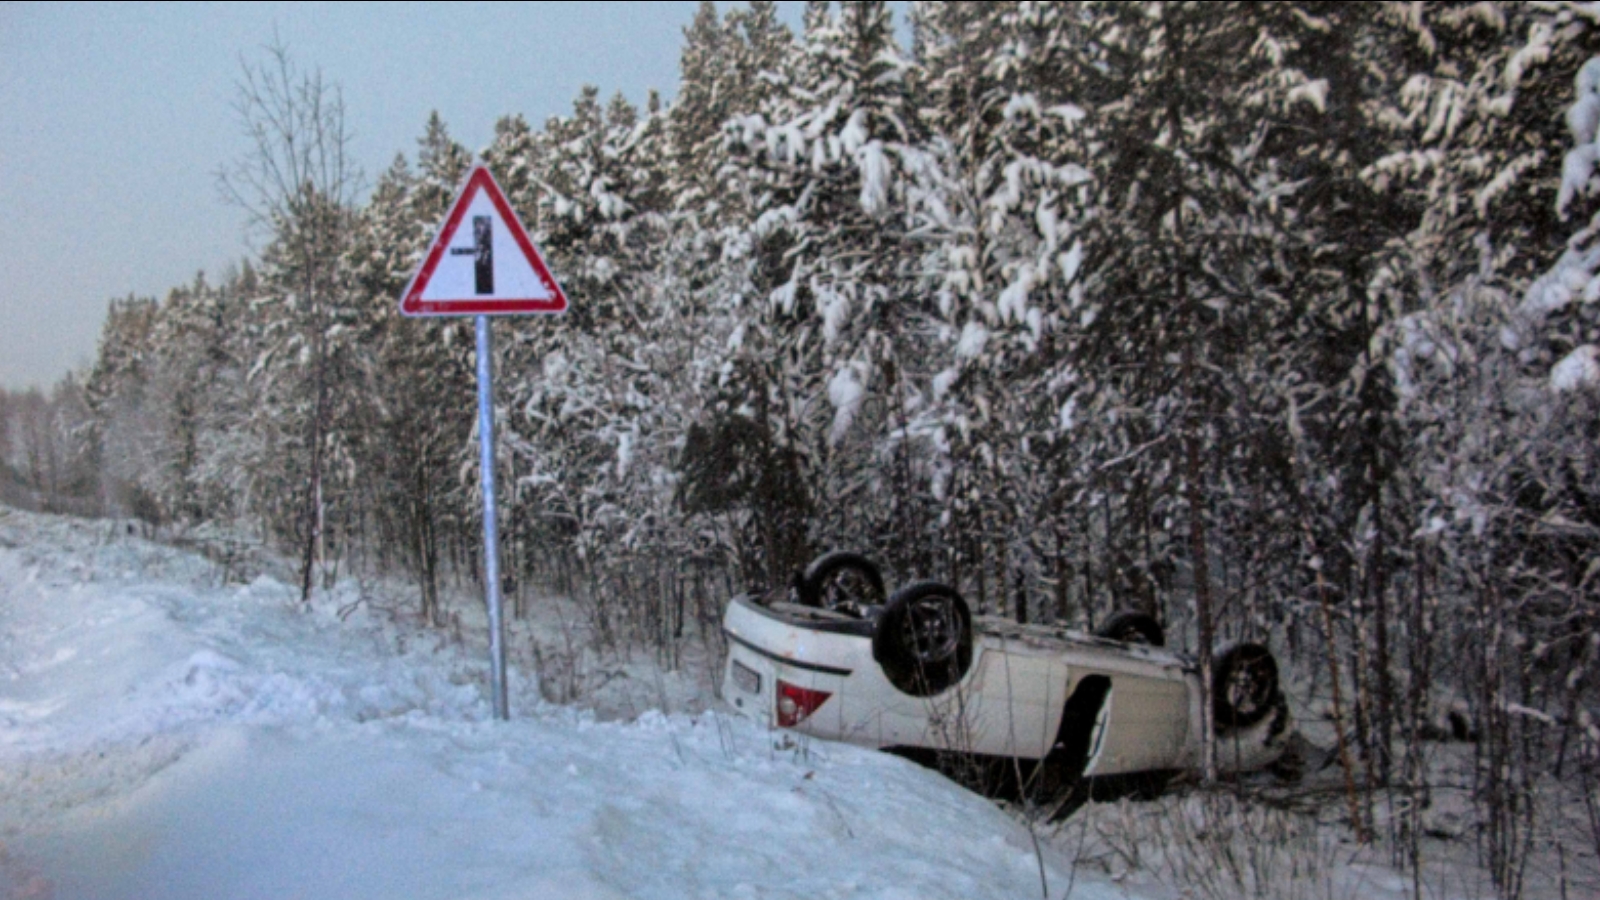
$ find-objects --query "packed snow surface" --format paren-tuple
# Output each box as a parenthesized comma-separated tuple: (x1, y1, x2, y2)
(0, 508, 1100, 900)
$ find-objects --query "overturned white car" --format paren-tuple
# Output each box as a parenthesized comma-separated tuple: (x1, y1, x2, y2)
(721, 552, 1293, 805)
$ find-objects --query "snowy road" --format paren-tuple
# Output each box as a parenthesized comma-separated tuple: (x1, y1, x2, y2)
(0, 509, 1110, 900)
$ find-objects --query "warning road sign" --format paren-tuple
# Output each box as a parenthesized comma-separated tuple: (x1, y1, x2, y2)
(399, 164, 568, 317)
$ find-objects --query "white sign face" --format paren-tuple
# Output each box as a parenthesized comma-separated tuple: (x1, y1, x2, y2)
(400, 164, 567, 317)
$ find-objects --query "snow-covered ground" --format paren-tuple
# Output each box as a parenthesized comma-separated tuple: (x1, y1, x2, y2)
(0, 507, 1096, 900)
(4, 505, 1591, 900)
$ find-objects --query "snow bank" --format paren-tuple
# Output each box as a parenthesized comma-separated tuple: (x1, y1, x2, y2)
(0, 508, 1094, 900)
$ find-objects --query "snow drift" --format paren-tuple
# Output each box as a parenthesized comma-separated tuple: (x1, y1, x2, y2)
(0, 507, 1092, 900)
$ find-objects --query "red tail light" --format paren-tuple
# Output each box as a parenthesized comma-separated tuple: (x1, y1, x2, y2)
(776, 680, 832, 728)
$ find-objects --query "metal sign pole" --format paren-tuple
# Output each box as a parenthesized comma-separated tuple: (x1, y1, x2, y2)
(476, 314, 509, 720)
(401, 165, 566, 724)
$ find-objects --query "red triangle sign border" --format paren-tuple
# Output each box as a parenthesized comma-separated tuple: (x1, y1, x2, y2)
(399, 164, 569, 317)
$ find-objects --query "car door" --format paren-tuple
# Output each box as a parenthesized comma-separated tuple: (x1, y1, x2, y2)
(1081, 668, 1191, 776)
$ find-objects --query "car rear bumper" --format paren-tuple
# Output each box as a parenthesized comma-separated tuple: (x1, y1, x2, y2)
(721, 594, 869, 730)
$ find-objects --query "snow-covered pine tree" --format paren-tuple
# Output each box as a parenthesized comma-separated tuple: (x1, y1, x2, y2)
(711, 0, 927, 581)
(342, 145, 458, 624)
(663, 5, 808, 591)
(137, 273, 241, 523)
(485, 85, 677, 633)
(378, 116, 485, 621)
(908, 0, 1098, 619)
(672, 1, 738, 209)
(84, 295, 161, 521)
(981, 1, 1359, 781)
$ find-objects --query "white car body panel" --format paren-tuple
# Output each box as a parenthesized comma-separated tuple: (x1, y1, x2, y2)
(722, 592, 1288, 779)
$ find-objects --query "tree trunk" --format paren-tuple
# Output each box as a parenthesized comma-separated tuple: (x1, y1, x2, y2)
(1168, 87, 1216, 782)
(1183, 341, 1217, 785)
(299, 267, 328, 604)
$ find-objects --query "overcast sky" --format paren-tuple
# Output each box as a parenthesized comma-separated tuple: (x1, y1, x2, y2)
(0, 1, 908, 393)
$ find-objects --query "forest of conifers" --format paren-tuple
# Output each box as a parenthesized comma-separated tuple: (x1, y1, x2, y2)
(3, 3, 1599, 892)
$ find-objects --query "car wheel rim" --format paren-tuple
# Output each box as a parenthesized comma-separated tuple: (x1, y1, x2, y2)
(1227, 653, 1272, 715)
(907, 598, 958, 663)
(821, 570, 873, 611)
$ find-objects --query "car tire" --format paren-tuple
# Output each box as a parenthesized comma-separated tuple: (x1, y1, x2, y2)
(1212, 642, 1280, 730)
(1095, 610, 1165, 648)
(800, 551, 886, 612)
(872, 581, 973, 697)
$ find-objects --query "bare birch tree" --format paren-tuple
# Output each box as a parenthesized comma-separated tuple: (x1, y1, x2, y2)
(217, 38, 359, 602)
